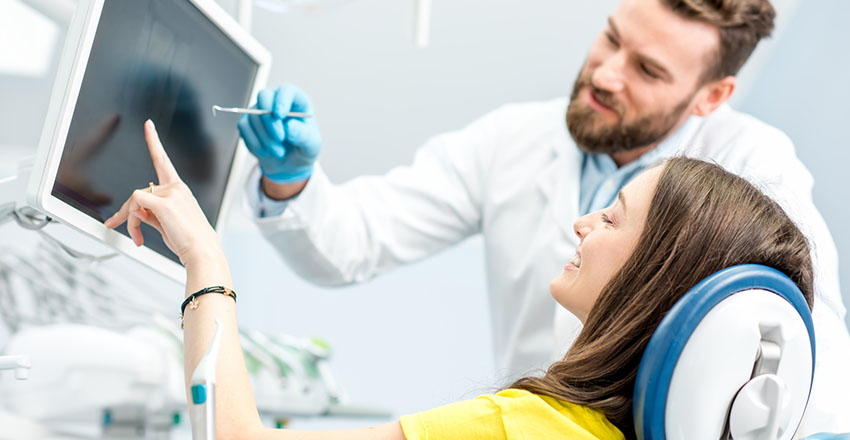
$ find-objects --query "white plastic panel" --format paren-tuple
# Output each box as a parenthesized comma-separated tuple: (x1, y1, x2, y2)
(665, 289, 812, 440)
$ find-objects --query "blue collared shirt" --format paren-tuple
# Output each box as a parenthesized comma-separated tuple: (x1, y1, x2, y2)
(578, 118, 696, 215)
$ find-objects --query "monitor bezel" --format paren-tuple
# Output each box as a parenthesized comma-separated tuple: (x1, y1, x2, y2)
(27, 0, 271, 283)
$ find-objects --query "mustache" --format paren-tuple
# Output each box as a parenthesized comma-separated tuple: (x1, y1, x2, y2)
(572, 74, 624, 117)
(590, 87, 621, 113)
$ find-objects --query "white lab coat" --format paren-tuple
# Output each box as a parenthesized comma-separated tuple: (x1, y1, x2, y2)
(248, 98, 850, 431)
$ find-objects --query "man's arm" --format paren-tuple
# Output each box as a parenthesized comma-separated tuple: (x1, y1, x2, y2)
(248, 105, 507, 285)
(237, 85, 517, 286)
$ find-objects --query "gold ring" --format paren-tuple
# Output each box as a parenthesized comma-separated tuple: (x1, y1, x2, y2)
(148, 182, 155, 194)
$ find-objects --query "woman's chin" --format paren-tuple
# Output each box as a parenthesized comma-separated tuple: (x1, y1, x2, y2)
(549, 279, 571, 308)
(550, 276, 588, 323)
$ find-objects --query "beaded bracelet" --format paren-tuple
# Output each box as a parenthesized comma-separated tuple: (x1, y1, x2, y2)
(179, 286, 237, 328)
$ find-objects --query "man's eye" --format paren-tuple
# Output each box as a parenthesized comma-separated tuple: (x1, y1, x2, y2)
(605, 33, 619, 46)
(640, 63, 660, 79)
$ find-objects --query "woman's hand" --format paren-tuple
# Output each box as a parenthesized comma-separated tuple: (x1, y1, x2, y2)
(104, 120, 222, 269)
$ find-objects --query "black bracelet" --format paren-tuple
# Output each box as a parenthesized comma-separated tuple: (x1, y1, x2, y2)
(179, 286, 237, 328)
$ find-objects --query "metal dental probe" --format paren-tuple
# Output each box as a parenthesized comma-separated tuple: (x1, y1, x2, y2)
(211, 105, 312, 118)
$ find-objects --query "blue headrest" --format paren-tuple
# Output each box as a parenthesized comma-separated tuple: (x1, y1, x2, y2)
(632, 264, 815, 440)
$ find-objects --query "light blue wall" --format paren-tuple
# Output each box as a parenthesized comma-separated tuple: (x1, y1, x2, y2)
(733, 1, 850, 328)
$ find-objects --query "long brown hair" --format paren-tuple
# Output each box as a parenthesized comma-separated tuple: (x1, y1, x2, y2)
(511, 157, 814, 436)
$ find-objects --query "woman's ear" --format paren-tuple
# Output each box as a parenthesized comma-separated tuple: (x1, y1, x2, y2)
(693, 76, 736, 117)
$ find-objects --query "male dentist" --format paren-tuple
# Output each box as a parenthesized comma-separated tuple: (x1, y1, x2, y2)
(239, 0, 850, 431)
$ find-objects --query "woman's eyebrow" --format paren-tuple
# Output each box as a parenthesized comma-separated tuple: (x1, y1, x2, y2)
(618, 191, 627, 214)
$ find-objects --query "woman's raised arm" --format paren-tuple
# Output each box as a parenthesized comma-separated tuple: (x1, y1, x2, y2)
(105, 121, 405, 440)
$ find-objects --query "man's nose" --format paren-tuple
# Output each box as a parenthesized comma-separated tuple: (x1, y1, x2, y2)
(591, 52, 626, 94)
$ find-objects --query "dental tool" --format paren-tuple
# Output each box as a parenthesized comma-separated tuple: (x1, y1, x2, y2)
(211, 105, 311, 118)
(190, 319, 223, 440)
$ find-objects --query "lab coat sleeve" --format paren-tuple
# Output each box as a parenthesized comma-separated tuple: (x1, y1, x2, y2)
(244, 171, 290, 218)
(246, 106, 505, 286)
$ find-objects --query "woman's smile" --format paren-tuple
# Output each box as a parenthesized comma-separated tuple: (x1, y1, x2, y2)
(566, 251, 582, 270)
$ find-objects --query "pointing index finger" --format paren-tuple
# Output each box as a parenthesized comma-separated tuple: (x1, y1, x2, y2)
(144, 120, 181, 184)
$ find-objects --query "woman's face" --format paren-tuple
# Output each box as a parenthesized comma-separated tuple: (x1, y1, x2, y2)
(550, 165, 662, 322)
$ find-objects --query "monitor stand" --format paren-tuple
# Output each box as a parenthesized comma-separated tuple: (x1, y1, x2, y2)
(0, 156, 119, 263)
(0, 157, 34, 228)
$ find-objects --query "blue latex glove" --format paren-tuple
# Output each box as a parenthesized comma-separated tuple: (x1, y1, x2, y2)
(238, 84, 321, 184)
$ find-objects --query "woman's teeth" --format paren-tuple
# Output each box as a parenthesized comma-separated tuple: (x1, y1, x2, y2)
(571, 254, 581, 268)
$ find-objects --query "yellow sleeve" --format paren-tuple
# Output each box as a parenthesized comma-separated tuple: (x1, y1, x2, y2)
(399, 395, 507, 440)
(399, 389, 624, 440)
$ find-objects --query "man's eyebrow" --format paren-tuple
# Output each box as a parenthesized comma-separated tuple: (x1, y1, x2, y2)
(618, 190, 627, 214)
(607, 17, 673, 81)
(607, 17, 621, 38)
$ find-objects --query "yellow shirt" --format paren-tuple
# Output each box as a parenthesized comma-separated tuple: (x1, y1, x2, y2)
(399, 389, 624, 440)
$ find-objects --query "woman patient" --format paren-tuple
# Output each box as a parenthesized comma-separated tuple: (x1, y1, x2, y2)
(106, 121, 813, 439)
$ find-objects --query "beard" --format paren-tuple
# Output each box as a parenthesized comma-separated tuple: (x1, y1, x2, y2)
(566, 71, 693, 155)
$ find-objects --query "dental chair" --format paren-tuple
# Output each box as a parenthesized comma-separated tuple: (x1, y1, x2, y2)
(632, 264, 847, 440)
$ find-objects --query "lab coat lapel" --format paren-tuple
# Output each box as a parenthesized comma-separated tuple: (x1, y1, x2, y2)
(538, 131, 584, 361)
(536, 134, 582, 246)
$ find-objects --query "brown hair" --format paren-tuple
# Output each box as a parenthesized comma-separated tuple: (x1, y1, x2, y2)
(661, 0, 776, 82)
(511, 157, 813, 437)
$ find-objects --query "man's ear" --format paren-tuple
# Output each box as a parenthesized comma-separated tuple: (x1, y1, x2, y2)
(692, 76, 736, 117)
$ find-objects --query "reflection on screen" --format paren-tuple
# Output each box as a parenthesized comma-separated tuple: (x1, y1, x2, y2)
(53, 0, 258, 264)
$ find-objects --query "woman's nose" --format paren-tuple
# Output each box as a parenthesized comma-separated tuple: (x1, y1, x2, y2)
(573, 214, 594, 241)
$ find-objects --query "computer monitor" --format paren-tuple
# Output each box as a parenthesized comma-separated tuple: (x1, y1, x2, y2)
(26, 0, 270, 282)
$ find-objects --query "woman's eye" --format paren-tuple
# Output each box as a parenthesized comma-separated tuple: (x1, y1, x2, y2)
(601, 213, 614, 225)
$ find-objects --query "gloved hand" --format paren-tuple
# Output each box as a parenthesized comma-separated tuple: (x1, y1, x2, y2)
(238, 84, 321, 184)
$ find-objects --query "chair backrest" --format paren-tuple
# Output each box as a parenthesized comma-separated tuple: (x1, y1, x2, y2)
(633, 264, 816, 440)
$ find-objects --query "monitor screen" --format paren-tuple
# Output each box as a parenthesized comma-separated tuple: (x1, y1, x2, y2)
(51, 0, 258, 264)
